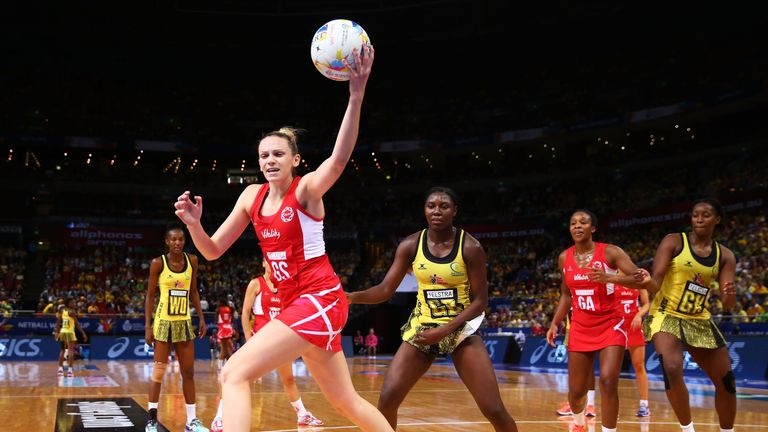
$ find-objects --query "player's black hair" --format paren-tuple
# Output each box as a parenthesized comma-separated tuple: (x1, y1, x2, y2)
(424, 186, 460, 207)
(691, 197, 724, 218)
(571, 209, 598, 229)
(165, 223, 185, 238)
(691, 197, 724, 229)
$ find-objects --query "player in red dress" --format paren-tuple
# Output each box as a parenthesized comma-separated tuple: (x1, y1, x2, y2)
(174, 44, 392, 432)
(616, 284, 651, 417)
(546, 210, 651, 432)
(557, 283, 651, 420)
(215, 295, 234, 369)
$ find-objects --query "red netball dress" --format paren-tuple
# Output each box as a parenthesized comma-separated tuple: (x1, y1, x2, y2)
(250, 176, 347, 351)
(217, 304, 234, 340)
(563, 242, 627, 351)
(616, 285, 645, 347)
(251, 276, 282, 334)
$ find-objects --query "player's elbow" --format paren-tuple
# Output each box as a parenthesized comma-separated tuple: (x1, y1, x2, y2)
(379, 283, 400, 300)
(200, 248, 223, 261)
(362, 286, 393, 304)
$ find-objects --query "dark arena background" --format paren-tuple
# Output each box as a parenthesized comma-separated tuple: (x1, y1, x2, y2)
(1, 1, 766, 431)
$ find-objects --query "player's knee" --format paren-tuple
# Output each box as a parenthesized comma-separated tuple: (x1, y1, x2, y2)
(219, 361, 250, 387)
(599, 373, 619, 392)
(568, 386, 587, 400)
(659, 354, 683, 379)
(151, 362, 167, 383)
(180, 364, 195, 380)
(658, 354, 682, 390)
(479, 403, 510, 424)
(326, 390, 358, 415)
(279, 373, 295, 388)
(632, 359, 646, 374)
(378, 380, 407, 409)
(220, 362, 235, 386)
(377, 387, 397, 411)
(721, 370, 736, 394)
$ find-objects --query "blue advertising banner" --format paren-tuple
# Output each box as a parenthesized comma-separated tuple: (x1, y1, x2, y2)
(483, 334, 522, 364)
(519, 336, 768, 381)
(90, 336, 214, 360)
(0, 316, 145, 335)
(89, 336, 155, 360)
(0, 316, 58, 334)
(0, 336, 61, 360)
(1, 316, 221, 336)
(341, 335, 353, 358)
(519, 337, 569, 369)
(195, 338, 213, 360)
(644, 336, 768, 381)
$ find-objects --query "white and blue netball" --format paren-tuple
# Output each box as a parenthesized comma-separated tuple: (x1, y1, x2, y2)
(310, 19, 370, 81)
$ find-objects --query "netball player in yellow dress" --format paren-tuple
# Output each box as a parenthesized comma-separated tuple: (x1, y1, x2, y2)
(642, 199, 737, 432)
(55, 297, 87, 378)
(144, 226, 208, 432)
(348, 187, 517, 431)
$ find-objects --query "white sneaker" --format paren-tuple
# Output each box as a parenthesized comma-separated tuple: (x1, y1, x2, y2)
(210, 416, 223, 432)
(297, 412, 324, 426)
(185, 418, 209, 432)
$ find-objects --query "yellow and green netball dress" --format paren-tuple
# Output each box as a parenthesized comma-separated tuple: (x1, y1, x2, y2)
(401, 229, 485, 354)
(58, 309, 77, 343)
(153, 253, 195, 343)
(643, 233, 726, 348)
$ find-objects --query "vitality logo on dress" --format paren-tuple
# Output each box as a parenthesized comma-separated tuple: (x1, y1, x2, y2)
(262, 228, 281, 239)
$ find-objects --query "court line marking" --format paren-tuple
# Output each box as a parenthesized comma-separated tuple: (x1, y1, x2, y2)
(0, 389, 480, 398)
(258, 419, 768, 431)
(5, 383, 767, 398)
(4, 393, 765, 429)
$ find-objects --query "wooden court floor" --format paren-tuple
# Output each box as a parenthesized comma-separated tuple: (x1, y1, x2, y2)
(1, 356, 766, 431)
